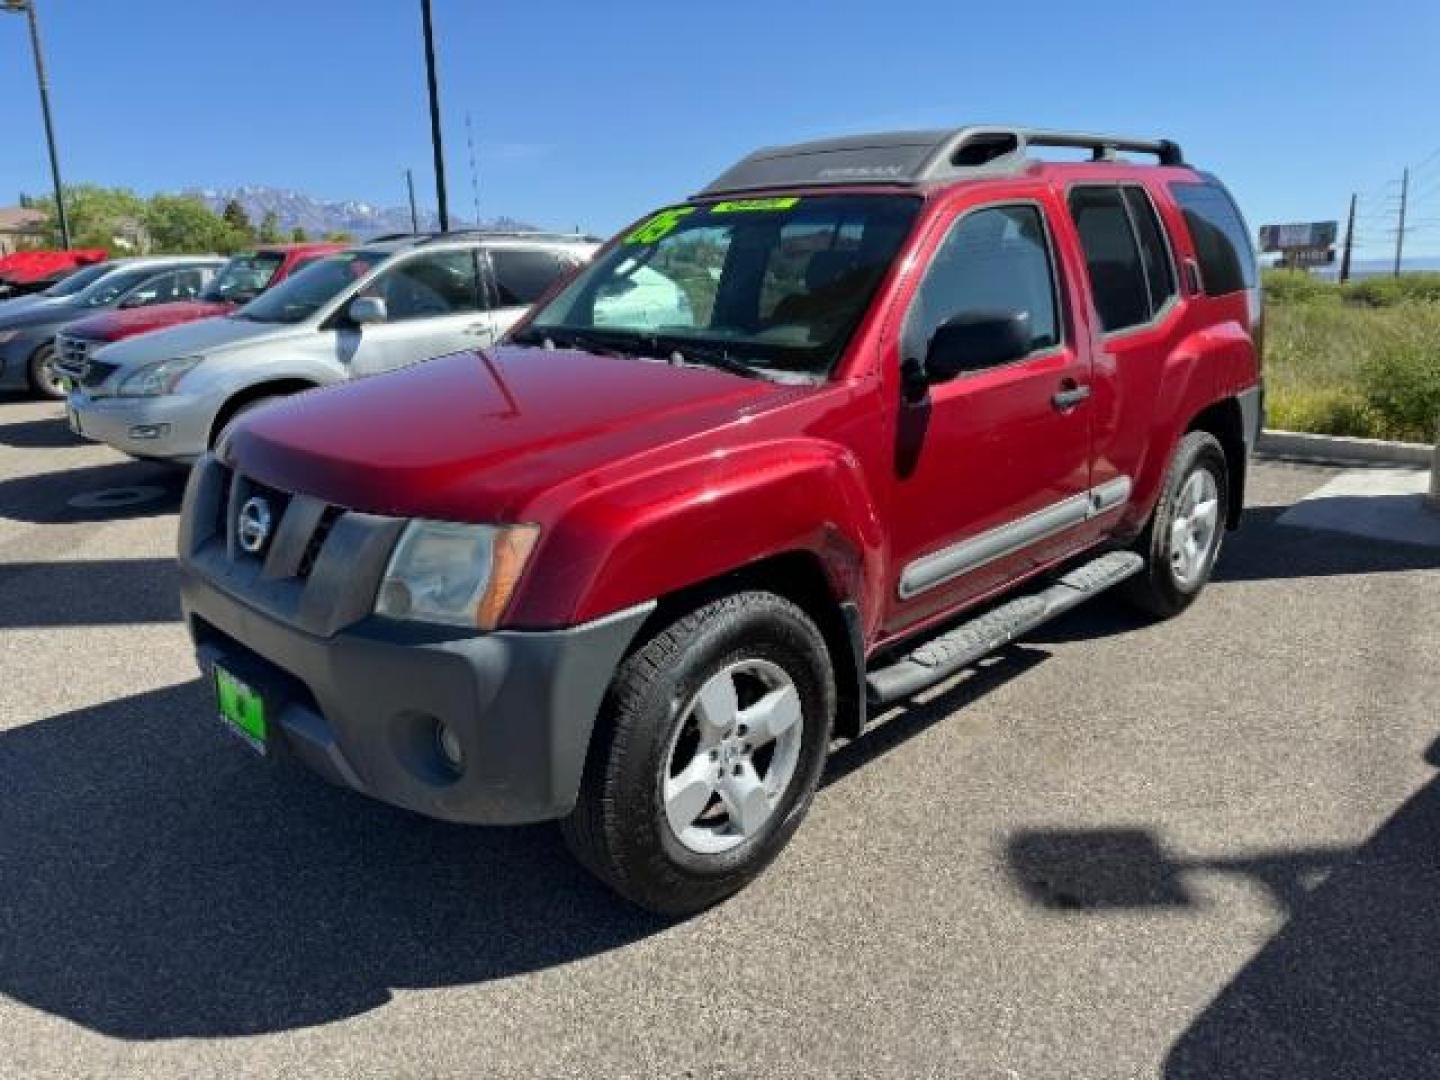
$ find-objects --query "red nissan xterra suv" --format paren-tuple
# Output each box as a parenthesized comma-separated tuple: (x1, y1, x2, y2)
(178, 127, 1263, 913)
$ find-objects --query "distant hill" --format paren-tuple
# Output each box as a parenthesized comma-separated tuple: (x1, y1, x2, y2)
(186, 185, 537, 239)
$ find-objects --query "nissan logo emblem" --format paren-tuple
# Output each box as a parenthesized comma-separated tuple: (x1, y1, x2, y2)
(237, 496, 273, 555)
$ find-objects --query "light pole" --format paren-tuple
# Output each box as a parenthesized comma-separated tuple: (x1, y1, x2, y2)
(3, 0, 70, 249)
(419, 0, 449, 232)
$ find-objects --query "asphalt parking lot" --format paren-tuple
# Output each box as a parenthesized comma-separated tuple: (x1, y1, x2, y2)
(1, 392, 1438, 1079)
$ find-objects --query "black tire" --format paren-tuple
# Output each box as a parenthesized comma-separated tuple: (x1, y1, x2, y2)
(27, 342, 65, 401)
(1121, 430, 1229, 618)
(561, 590, 835, 915)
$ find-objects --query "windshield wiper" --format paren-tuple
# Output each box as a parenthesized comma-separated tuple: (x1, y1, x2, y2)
(512, 326, 641, 360)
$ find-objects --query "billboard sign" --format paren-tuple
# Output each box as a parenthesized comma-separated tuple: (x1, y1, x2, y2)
(1259, 221, 1338, 253)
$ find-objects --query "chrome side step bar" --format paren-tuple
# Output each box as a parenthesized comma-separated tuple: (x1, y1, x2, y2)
(865, 551, 1144, 706)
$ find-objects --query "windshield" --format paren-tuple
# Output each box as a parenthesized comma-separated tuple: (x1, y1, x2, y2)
(518, 194, 920, 378)
(202, 251, 285, 303)
(76, 266, 177, 308)
(41, 262, 113, 297)
(236, 250, 387, 324)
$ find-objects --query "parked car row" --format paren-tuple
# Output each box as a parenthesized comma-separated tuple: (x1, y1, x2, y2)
(61, 231, 598, 461)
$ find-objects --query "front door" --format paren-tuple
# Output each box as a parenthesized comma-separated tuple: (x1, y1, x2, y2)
(885, 197, 1097, 635)
(344, 248, 493, 378)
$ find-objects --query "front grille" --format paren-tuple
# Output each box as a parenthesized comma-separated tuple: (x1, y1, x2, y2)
(185, 457, 406, 639)
(55, 334, 93, 378)
(54, 334, 118, 390)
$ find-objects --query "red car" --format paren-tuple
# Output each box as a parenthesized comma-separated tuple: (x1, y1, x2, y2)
(60, 242, 342, 349)
(0, 248, 108, 299)
(179, 126, 1262, 913)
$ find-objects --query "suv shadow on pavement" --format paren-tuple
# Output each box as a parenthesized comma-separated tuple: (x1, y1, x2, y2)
(0, 459, 186, 524)
(0, 558, 180, 628)
(1003, 743, 1440, 1078)
(0, 680, 665, 1040)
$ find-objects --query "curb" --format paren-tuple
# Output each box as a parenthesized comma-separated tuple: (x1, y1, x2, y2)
(1256, 429, 1435, 468)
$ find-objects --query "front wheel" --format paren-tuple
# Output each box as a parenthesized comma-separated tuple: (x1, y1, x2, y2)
(1121, 430, 1229, 618)
(27, 343, 66, 400)
(561, 591, 835, 915)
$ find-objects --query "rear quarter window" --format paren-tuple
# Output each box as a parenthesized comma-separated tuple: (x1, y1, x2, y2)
(1169, 181, 1256, 296)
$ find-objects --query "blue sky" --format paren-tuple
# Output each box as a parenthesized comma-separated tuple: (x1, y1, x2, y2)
(2, 0, 1438, 257)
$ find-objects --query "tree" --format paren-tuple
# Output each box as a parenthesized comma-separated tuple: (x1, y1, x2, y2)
(221, 198, 254, 241)
(145, 194, 249, 254)
(323, 230, 354, 243)
(258, 210, 283, 244)
(290, 226, 308, 242)
(29, 184, 146, 250)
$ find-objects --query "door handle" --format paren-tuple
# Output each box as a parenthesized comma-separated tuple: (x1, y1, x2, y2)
(1052, 383, 1092, 410)
(463, 322, 492, 337)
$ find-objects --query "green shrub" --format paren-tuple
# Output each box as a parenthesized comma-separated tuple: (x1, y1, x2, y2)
(1341, 273, 1440, 308)
(1264, 300, 1440, 441)
(1265, 386, 1378, 438)
(1262, 268, 1338, 306)
(1358, 311, 1440, 441)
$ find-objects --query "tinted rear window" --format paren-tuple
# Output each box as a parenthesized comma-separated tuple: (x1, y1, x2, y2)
(490, 250, 569, 307)
(1170, 182, 1256, 296)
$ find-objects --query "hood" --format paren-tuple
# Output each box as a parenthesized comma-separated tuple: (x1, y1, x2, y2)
(66, 299, 233, 343)
(0, 292, 67, 318)
(229, 345, 801, 523)
(0, 296, 81, 330)
(95, 313, 285, 368)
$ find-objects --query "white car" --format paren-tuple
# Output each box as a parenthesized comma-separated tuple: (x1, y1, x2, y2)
(65, 232, 597, 462)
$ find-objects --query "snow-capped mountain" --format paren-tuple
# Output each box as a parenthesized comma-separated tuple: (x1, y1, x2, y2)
(187, 185, 537, 238)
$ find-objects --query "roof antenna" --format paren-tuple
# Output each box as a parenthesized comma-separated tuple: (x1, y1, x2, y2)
(466, 112, 481, 230)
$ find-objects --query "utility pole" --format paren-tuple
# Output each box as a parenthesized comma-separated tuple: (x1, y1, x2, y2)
(419, 0, 449, 233)
(1339, 192, 1356, 284)
(1394, 166, 1408, 278)
(404, 168, 419, 233)
(3, 0, 70, 249)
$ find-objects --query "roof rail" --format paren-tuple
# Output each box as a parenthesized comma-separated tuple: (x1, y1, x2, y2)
(699, 125, 1186, 196)
(418, 229, 603, 245)
(366, 231, 439, 243)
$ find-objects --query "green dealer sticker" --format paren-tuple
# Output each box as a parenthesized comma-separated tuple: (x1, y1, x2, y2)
(623, 206, 697, 245)
(709, 197, 801, 213)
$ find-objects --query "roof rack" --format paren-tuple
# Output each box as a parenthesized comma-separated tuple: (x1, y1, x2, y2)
(699, 126, 1186, 196)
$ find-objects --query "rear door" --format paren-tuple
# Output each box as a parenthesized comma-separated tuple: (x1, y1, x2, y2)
(343, 248, 491, 377)
(1061, 183, 1183, 513)
(483, 247, 574, 337)
(885, 192, 1096, 633)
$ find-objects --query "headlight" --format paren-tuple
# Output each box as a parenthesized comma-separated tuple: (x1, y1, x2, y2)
(0, 330, 20, 344)
(374, 521, 539, 629)
(117, 356, 202, 397)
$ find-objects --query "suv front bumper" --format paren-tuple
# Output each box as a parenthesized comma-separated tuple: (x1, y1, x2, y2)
(178, 455, 653, 825)
(69, 388, 213, 462)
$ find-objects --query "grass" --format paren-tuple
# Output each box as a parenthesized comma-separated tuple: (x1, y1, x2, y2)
(1262, 270, 1440, 443)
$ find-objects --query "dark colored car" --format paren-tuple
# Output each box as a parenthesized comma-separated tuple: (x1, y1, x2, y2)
(0, 255, 223, 398)
(178, 125, 1263, 913)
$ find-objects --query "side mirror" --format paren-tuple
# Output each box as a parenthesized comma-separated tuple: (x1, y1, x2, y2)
(924, 310, 1032, 383)
(348, 295, 387, 326)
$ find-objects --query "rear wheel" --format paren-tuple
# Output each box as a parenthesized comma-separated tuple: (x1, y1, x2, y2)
(561, 590, 835, 915)
(27, 343, 65, 400)
(1121, 430, 1228, 618)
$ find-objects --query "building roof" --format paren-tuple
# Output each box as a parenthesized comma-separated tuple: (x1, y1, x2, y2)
(0, 207, 46, 234)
